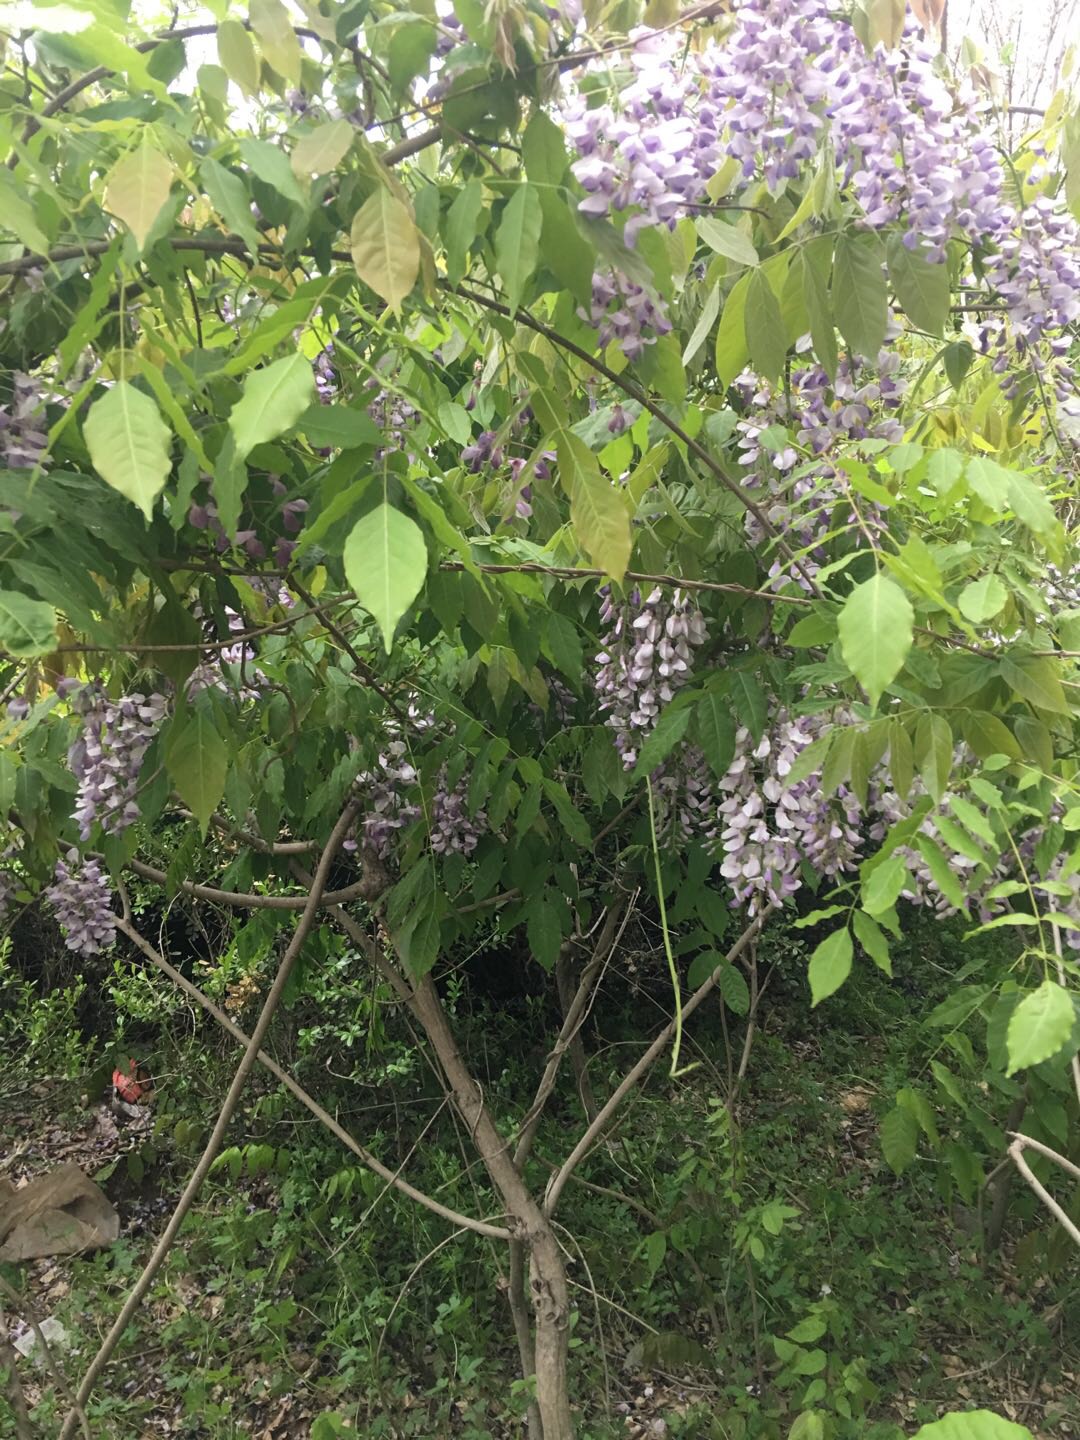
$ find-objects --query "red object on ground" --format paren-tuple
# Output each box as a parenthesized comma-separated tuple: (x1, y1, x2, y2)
(112, 1060, 148, 1104)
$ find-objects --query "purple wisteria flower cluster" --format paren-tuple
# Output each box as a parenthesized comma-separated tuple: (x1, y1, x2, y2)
(189, 478, 308, 570)
(980, 198, 1080, 403)
(582, 271, 673, 362)
(559, 0, 1079, 386)
(356, 737, 424, 857)
(67, 687, 168, 841)
(44, 850, 117, 957)
(589, 591, 1080, 929)
(0, 373, 49, 470)
(594, 585, 708, 770)
(356, 707, 489, 860)
(733, 342, 906, 587)
(365, 379, 420, 461)
(186, 606, 267, 701)
(429, 771, 486, 857)
(708, 714, 862, 916)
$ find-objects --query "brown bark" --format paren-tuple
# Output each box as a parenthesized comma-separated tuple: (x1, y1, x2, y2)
(409, 977, 574, 1439)
(983, 1094, 1027, 1252)
(555, 947, 599, 1124)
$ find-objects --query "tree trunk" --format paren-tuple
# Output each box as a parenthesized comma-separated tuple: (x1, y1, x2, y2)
(409, 976, 574, 1439)
(984, 1095, 1028, 1253)
(555, 947, 598, 1122)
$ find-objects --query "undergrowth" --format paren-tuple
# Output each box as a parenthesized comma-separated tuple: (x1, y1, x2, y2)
(1, 913, 1077, 1440)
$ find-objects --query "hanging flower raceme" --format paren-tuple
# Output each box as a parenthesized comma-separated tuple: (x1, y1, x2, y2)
(0, 373, 49, 471)
(67, 687, 169, 841)
(45, 850, 117, 956)
(706, 713, 863, 916)
(429, 771, 487, 857)
(594, 586, 708, 770)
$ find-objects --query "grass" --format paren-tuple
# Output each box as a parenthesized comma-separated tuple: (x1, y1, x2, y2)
(1, 912, 1077, 1439)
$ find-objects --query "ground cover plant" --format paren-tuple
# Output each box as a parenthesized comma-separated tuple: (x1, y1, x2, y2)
(0, 0, 1078, 1434)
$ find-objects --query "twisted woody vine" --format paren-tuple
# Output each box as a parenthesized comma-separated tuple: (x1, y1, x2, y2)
(0, 0, 1079, 1434)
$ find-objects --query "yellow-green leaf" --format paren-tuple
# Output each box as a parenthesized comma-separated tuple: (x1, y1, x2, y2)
(249, 0, 301, 84)
(838, 573, 913, 708)
(808, 927, 853, 1006)
(1006, 981, 1075, 1075)
(958, 574, 1007, 624)
(228, 353, 316, 462)
(0, 590, 58, 658)
(83, 381, 172, 520)
(291, 119, 354, 178)
(343, 502, 428, 652)
(217, 17, 259, 96)
(104, 138, 173, 252)
(350, 188, 420, 313)
(559, 432, 630, 581)
(495, 183, 543, 315)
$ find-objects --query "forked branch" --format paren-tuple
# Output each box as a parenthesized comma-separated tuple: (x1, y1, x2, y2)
(1008, 1132, 1080, 1248)
(59, 798, 360, 1439)
(116, 916, 509, 1241)
(543, 907, 774, 1217)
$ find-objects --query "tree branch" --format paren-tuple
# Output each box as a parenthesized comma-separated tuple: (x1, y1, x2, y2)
(543, 906, 773, 1217)
(452, 284, 820, 593)
(0, 1275, 89, 1440)
(1007, 1133, 1080, 1248)
(59, 797, 361, 1439)
(514, 892, 636, 1168)
(115, 915, 509, 1240)
(124, 854, 382, 911)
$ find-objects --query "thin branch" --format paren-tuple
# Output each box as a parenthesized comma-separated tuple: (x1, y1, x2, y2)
(514, 892, 636, 1168)
(1007, 1133, 1080, 1247)
(288, 577, 407, 718)
(452, 284, 819, 592)
(0, 1275, 89, 1440)
(0, 1332, 32, 1440)
(175, 809, 316, 856)
(115, 915, 509, 1240)
(543, 907, 773, 1218)
(59, 797, 361, 1439)
(6, 23, 426, 168)
(124, 854, 381, 910)
(440, 561, 814, 606)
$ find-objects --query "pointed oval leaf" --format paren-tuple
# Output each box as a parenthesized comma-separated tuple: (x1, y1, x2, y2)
(165, 708, 229, 835)
(696, 217, 759, 267)
(886, 234, 949, 337)
(808, 927, 853, 1006)
(958, 574, 1007, 624)
(350, 188, 420, 313)
(228, 353, 316, 462)
(861, 854, 908, 917)
(744, 267, 787, 382)
(249, 0, 301, 84)
(105, 138, 173, 252)
(1006, 980, 1075, 1075)
(343, 503, 428, 652)
(692, 690, 736, 778)
(83, 381, 172, 520)
(880, 1104, 919, 1175)
(217, 17, 259, 96)
(559, 432, 631, 581)
(832, 232, 887, 358)
(495, 183, 543, 315)
(0, 590, 58, 658)
(291, 119, 354, 178)
(838, 574, 914, 709)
